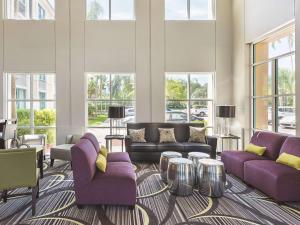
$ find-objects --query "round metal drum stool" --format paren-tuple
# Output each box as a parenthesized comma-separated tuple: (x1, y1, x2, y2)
(160, 151, 182, 183)
(197, 159, 226, 198)
(188, 152, 210, 185)
(167, 158, 195, 196)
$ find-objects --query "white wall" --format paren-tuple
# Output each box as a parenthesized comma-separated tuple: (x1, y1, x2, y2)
(233, 0, 299, 142)
(245, 0, 295, 43)
(0, 0, 234, 143)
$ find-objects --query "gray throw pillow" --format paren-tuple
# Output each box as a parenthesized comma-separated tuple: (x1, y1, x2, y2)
(129, 128, 146, 143)
(159, 128, 177, 143)
(188, 126, 206, 143)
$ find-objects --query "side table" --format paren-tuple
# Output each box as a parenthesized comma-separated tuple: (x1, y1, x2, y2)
(105, 135, 125, 152)
(218, 134, 240, 154)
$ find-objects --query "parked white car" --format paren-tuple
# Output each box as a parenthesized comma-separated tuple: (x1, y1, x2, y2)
(191, 107, 208, 117)
(279, 115, 296, 129)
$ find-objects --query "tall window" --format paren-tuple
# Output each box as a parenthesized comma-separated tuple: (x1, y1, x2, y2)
(165, 73, 214, 133)
(251, 26, 295, 135)
(86, 73, 135, 144)
(4, 0, 55, 20)
(6, 73, 56, 144)
(165, 0, 215, 20)
(86, 0, 135, 20)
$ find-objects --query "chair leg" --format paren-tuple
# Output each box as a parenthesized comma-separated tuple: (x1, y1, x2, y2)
(32, 180, 39, 216)
(129, 205, 135, 210)
(50, 159, 54, 167)
(1, 190, 8, 202)
(77, 204, 84, 209)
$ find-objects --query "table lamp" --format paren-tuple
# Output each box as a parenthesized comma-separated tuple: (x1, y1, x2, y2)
(216, 105, 236, 136)
(108, 106, 125, 135)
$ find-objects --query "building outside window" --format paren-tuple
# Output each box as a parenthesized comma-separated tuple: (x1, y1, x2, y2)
(86, 73, 135, 146)
(251, 25, 295, 135)
(5, 0, 55, 20)
(86, 0, 135, 20)
(165, 0, 215, 20)
(6, 73, 56, 145)
(165, 73, 214, 134)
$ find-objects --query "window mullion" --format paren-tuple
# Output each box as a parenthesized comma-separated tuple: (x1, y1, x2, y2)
(109, 0, 112, 20)
(272, 60, 277, 132)
(187, 0, 190, 20)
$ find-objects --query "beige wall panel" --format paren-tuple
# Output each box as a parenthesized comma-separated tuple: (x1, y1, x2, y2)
(165, 21, 216, 72)
(4, 21, 55, 72)
(85, 21, 135, 72)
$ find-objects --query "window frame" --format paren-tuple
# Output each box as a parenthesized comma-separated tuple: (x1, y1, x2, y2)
(4, 0, 55, 20)
(86, 73, 136, 133)
(250, 26, 296, 135)
(5, 73, 56, 133)
(86, 0, 136, 21)
(164, 0, 216, 21)
(165, 72, 215, 130)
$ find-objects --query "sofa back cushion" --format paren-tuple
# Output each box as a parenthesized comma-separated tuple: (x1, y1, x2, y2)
(127, 123, 204, 143)
(81, 133, 100, 153)
(71, 139, 97, 186)
(250, 131, 288, 160)
(279, 136, 300, 157)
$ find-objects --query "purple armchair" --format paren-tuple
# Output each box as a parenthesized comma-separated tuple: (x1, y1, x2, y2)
(221, 132, 300, 202)
(71, 135, 137, 208)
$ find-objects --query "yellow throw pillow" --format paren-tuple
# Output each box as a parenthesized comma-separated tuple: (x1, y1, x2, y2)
(100, 145, 108, 158)
(245, 144, 266, 156)
(96, 154, 107, 172)
(276, 153, 300, 170)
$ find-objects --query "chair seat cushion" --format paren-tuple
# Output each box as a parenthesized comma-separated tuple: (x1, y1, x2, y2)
(182, 142, 211, 152)
(221, 151, 266, 179)
(157, 143, 184, 152)
(84, 162, 136, 205)
(244, 160, 300, 202)
(107, 152, 131, 163)
(50, 144, 74, 161)
(131, 142, 157, 152)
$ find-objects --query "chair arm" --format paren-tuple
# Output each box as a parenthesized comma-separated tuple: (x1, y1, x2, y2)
(125, 135, 132, 152)
(206, 135, 218, 159)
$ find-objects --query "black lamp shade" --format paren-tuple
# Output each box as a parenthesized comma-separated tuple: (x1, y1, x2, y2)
(216, 105, 236, 118)
(108, 106, 125, 119)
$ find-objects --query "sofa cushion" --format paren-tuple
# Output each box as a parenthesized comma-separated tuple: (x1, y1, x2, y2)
(128, 128, 146, 143)
(250, 131, 288, 160)
(182, 142, 211, 152)
(107, 152, 131, 163)
(276, 153, 300, 170)
(96, 154, 107, 172)
(188, 126, 206, 143)
(81, 133, 100, 153)
(159, 128, 177, 143)
(244, 160, 300, 202)
(86, 162, 136, 205)
(279, 136, 300, 157)
(221, 151, 267, 179)
(131, 142, 158, 152)
(157, 143, 184, 152)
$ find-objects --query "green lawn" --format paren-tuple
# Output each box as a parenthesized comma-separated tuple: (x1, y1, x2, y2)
(88, 115, 108, 126)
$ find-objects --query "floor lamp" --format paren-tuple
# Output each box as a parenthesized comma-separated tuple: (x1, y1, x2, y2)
(216, 105, 236, 136)
(108, 106, 125, 135)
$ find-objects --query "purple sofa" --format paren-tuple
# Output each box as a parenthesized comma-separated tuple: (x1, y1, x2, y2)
(71, 133, 137, 208)
(221, 131, 300, 202)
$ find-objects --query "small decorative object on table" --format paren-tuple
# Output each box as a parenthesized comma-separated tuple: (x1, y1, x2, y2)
(197, 159, 226, 197)
(159, 151, 182, 183)
(167, 158, 195, 196)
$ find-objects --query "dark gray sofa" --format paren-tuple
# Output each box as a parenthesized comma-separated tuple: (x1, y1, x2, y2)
(125, 123, 217, 162)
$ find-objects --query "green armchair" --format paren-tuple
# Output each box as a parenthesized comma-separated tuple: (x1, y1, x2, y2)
(0, 148, 40, 215)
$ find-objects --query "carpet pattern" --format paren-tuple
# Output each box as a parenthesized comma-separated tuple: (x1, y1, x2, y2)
(0, 160, 300, 225)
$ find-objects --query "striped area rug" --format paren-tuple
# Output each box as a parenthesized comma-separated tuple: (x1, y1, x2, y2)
(0, 160, 299, 225)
